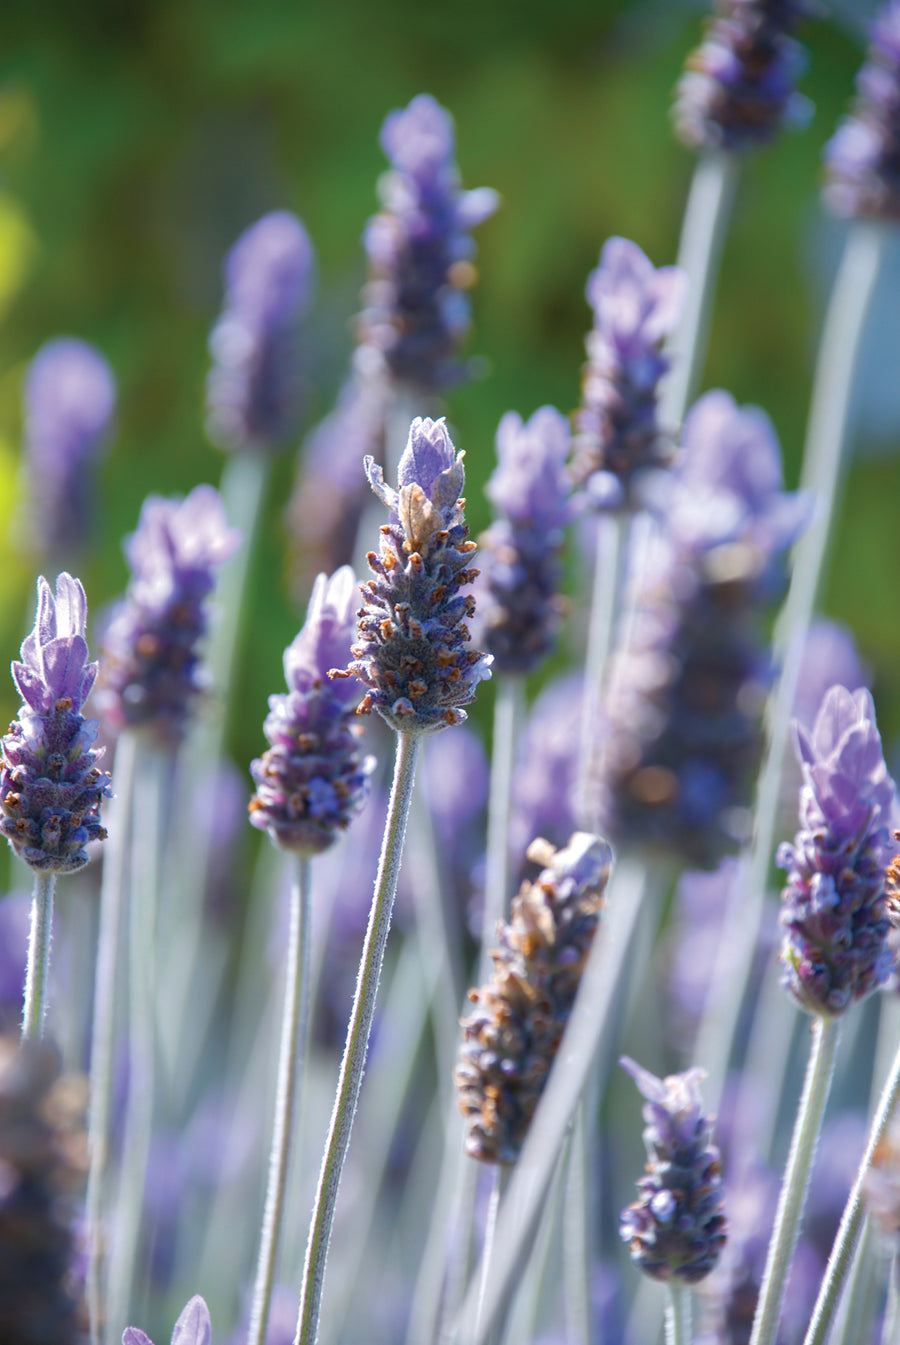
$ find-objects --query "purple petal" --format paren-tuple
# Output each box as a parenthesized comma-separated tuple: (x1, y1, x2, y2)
(170, 1296, 212, 1345)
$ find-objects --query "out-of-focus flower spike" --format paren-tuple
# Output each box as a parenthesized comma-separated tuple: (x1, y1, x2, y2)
(619, 1056, 727, 1284)
(673, 0, 818, 155)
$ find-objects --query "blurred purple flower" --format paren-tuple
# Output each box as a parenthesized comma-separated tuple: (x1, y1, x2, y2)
(124, 1295, 212, 1345)
(249, 567, 375, 853)
(571, 237, 686, 512)
(357, 93, 498, 393)
(0, 893, 29, 1029)
(206, 211, 315, 454)
(475, 406, 573, 675)
(97, 485, 240, 742)
(619, 1057, 727, 1284)
(22, 336, 116, 562)
(825, 2, 900, 220)
(1, 573, 111, 873)
(778, 685, 897, 1016)
(673, 0, 816, 154)
(336, 417, 492, 735)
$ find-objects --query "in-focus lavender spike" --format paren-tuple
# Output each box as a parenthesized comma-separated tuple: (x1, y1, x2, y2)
(249, 566, 375, 853)
(356, 94, 499, 394)
(824, 1, 900, 220)
(206, 211, 315, 454)
(673, 0, 817, 155)
(619, 1057, 727, 1284)
(777, 685, 897, 1017)
(1, 573, 110, 873)
(96, 485, 240, 742)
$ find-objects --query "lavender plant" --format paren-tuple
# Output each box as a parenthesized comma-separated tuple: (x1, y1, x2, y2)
(124, 1295, 212, 1345)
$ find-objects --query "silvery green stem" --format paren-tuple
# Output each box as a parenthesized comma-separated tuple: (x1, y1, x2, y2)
(474, 1167, 508, 1345)
(405, 1119, 470, 1345)
(694, 222, 889, 1111)
(882, 1254, 900, 1345)
(21, 870, 57, 1040)
(802, 1024, 900, 1345)
(455, 857, 649, 1345)
(247, 852, 312, 1345)
(294, 730, 420, 1345)
(831, 1218, 877, 1345)
(749, 1016, 841, 1345)
(660, 152, 740, 430)
(105, 741, 168, 1345)
(213, 450, 271, 716)
(86, 729, 138, 1345)
(480, 677, 524, 981)
(577, 512, 629, 831)
(665, 1285, 692, 1345)
(562, 1107, 592, 1345)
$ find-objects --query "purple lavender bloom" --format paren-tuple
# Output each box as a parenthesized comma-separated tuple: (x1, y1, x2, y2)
(595, 390, 808, 868)
(475, 407, 573, 675)
(334, 416, 492, 735)
(824, 3, 900, 220)
(356, 94, 498, 393)
(571, 238, 686, 512)
(777, 685, 897, 1016)
(97, 485, 240, 743)
(1, 574, 110, 873)
(673, 1, 816, 155)
(455, 833, 612, 1164)
(22, 337, 116, 562)
(509, 672, 582, 868)
(124, 1295, 212, 1345)
(206, 211, 315, 454)
(249, 566, 375, 853)
(619, 1057, 727, 1284)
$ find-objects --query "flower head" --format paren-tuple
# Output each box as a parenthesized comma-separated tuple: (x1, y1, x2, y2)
(824, 2, 900, 220)
(124, 1295, 212, 1345)
(673, 0, 816, 155)
(1, 573, 110, 873)
(206, 210, 315, 454)
(22, 337, 116, 562)
(476, 406, 573, 675)
(249, 567, 375, 853)
(571, 238, 686, 513)
(356, 94, 499, 393)
(97, 485, 241, 742)
(333, 416, 491, 736)
(619, 1057, 726, 1284)
(777, 685, 897, 1016)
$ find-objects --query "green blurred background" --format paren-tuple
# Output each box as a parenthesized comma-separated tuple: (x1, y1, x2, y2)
(0, 0, 897, 856)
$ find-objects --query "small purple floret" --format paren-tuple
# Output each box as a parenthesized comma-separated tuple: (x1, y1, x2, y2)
(124, 1294, 212, 1345)
(1, 574, 110, 873)
(777, 685, 897, 1016)
(249, 567, 375, 853)
(571, 238, 686, 513)
(619, 1057, 726, 1284)
(824, 2, 900, 220)
(206, 210, 315, 454)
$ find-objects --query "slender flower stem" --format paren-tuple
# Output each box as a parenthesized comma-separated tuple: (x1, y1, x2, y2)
(803, 1024, 900, 1345)
(455, 857, 650, 1345)
(882, 1254, 900, 1345)
(659, 152, 740, 431)
(693, 222, 889, 1111)
(665, 1285, 692, 1345)
(473, 1167, 508, 1345)
(562, 1106, 592, 1345)
(294, 730, 421, 1345)
(86, 729, 138, 1345)
(248, 853, 312, 1345)
(749, 1016, 841, 1345)
(577, 513, 629, 831)
(21, 870, 57, 1040)
(105, 741, 168, 1345)
(480, 677, 524, 981)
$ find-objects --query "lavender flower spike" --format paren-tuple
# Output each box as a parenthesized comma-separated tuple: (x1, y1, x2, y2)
(357, 93, 499, 393)
(777, 685, 897, 1017)
(23, 337, 116, 561)
(124, 1294, 212, 1345)
(1, 573, 110, 872)
(333, 416, 492, 735)
(571, 238, 686, 513)
(824, 2, 900, 221)
(249, 566, 375, 853)
(97, 485, 241, 742)
(619, 1057, 727, 1284)
(476, 406, 573, 675)
(455, 832, 612, 1164)
(206, 210, 315, 454)
(673, 1, 816, 155)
